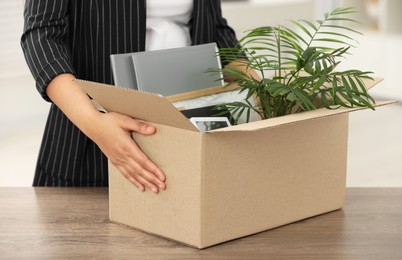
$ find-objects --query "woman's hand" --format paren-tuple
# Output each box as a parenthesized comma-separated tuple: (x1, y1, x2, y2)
(46, 73, 166, 193)
(89, 112, 166, 193)
(225, 60, 262, 82)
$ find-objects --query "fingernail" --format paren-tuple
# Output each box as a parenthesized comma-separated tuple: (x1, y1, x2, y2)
(158, 170, 166, 181)
(152, 187, 158, 193)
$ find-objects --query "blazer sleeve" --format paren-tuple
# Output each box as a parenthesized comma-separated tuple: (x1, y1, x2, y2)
(210, 0, 238, 49)
(209, 0, 246, 65)
(21, 0, 76, 102)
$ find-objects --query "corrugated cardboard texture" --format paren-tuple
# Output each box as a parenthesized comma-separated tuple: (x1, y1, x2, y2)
(108, 123, 203, 246)
(77, 78, 394, 134)
(213, 100, 395, 133)
(109, 115, 348, 248)
(200, 114, 348, 247)
(77, 79, 196, 131)
(361, 77, 383, 91)
(78, 78, 395, 249)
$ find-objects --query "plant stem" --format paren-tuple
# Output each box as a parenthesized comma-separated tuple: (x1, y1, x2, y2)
(245, 49, 265, 80)
(274, 27, 282, 83)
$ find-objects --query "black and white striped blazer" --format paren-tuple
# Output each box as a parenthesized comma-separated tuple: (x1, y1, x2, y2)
(21, 0, 239, 187)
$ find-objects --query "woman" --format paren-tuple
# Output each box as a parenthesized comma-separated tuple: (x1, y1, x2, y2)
(21, 0, 254, 192)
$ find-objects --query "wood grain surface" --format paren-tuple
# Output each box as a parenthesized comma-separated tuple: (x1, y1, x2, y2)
(0, 188, 401, 259)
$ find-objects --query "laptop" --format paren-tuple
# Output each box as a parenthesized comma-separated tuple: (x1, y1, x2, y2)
(110, 52, 138, 89)
(110, 43, 224, 96)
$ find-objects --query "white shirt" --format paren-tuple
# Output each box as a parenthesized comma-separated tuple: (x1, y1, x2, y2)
(145, 0, 193, 51)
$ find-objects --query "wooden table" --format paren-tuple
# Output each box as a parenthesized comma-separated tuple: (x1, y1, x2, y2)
(1, 188, 401, 259)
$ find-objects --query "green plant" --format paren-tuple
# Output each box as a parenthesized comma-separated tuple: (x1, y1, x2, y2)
(213, 7, 375, 124)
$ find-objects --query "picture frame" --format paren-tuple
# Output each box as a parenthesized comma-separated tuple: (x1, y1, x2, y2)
(189, 117, 231, 132)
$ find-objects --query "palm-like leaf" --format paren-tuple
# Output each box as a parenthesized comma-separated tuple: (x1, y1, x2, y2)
(215, 7, 375, 122)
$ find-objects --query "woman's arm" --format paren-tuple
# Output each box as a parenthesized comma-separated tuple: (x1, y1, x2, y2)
(46, 74, 166, 193)
(224, 61, 261, 82)
(21, 0, 165, 193)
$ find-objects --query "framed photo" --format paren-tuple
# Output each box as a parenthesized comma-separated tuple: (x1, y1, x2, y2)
(190, 117, 231, 132)
(167, 85, 261, 124)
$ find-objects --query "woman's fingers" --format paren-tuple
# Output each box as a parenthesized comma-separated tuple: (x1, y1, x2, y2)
(136, 175, 160, 194)
(128, 143, 166, 186)
(145, 161, 166, 182)
(117, 165, 145, 192)
(91, 112, 167, 193)
(115, 145, 164, 193)
(122, 115, 156, 135)
(124, 154, 166, 192)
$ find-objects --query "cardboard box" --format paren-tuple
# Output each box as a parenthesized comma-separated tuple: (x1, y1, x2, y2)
(78, 79, 394, 249)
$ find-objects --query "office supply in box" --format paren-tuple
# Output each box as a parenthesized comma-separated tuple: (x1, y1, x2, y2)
(111, 43, 223, 94)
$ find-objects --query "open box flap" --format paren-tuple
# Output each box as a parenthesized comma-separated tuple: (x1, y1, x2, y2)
(77, 77, 391, 133)
(361, 77, 383, 91)
(211, 100, 397, 133)
(210, 76, 390, 133)
(77, 79, 198, 131)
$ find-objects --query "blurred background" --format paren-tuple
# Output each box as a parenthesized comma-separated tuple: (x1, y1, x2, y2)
(0, 0, 401, 186)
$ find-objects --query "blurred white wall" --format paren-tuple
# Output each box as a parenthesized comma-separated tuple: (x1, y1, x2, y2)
(314, 0, 341, 18)
(0, 0, 401, 186)
(222, 0, 314, 38)
(0, 0, 50, 186)
(0, 0, 31, 78)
